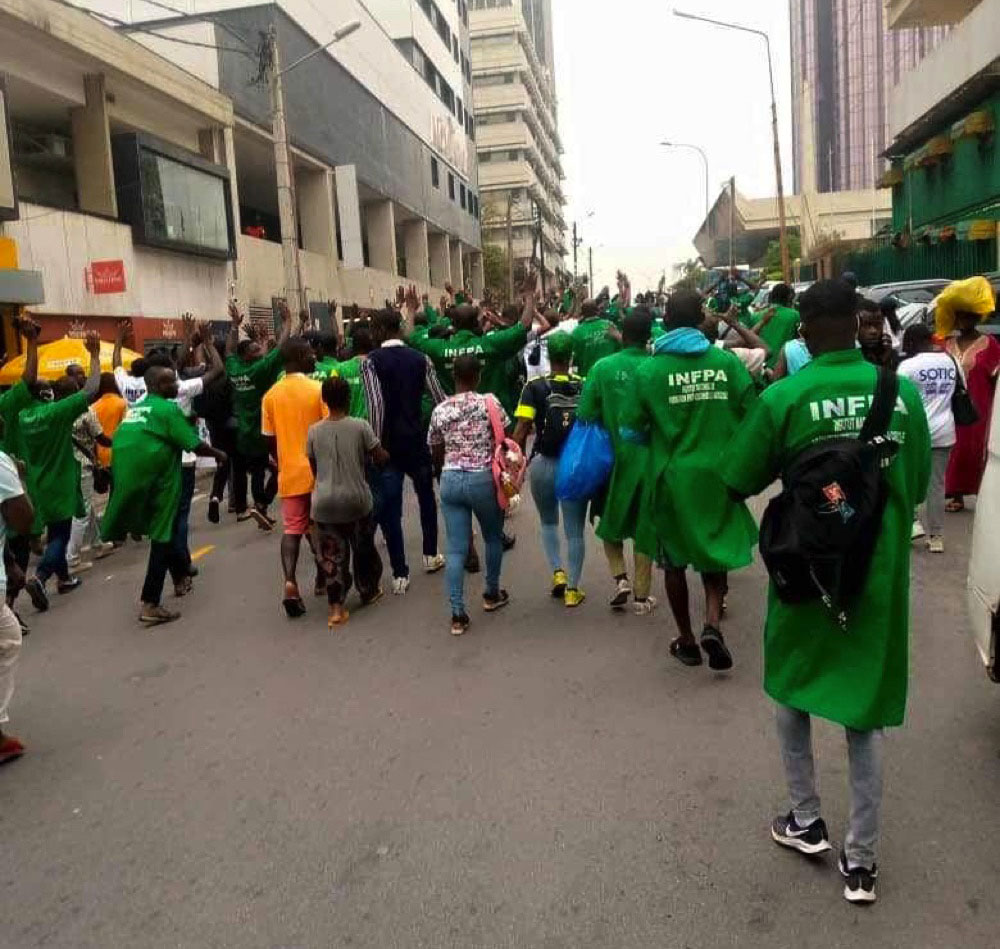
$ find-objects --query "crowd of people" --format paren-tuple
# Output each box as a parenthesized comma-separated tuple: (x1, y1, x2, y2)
(0, 266, 996, 907)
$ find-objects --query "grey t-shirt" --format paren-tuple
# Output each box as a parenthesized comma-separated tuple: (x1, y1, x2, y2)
(306, 417, 379, 524)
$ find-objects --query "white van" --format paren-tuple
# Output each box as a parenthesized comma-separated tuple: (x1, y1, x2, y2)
(967, 382, 1000, 682)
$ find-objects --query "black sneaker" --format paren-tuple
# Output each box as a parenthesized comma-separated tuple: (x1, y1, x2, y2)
(839, 852, 878, 904)
(771, 812, 833, 856)
(501, 532, 516, 552)
(483, 589, 510, 613)
(700, 625, 733, 671)
(24, 577, 49, 613)
(207, 497, 221, 524)
(609, 575, 632, 609)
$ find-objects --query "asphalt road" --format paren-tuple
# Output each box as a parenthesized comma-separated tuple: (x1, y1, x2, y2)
(2, 486, 999, 949)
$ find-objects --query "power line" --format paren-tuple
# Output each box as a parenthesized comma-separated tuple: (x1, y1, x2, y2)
(129, 0, 254, 51)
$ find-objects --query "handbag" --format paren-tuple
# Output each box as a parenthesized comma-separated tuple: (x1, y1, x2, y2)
(555, 421, 614, 502)
(92, 465, 112, 495)
(947, 353, 980, 427)
(485, 395, 525, 511)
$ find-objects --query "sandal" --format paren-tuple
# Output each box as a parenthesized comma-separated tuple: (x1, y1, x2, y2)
(282, 582, 306, 619)
(327, 606, 350, 629)
(945, 498, 965, 513)
(700, 625, 734, 671)
(669, 637, 703, 667)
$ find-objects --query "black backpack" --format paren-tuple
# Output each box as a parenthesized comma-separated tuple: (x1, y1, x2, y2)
(758, 367, 900, 630)
(535, 378, 582, 458)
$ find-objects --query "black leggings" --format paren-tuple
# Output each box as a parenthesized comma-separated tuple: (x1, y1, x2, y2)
(232, 451, 277, 514)
(141, 540, 188, 606)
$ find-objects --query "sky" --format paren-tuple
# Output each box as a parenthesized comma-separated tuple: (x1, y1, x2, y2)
(551, 0, 794, 291)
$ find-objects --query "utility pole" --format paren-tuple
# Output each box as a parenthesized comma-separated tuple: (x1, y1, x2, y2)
(536, 202, 546, 297)
(506, 190, 514, 303)
(266, 26, 304, 316)
(588, 247, 594, 297)
(729, 175, 735, 271)
(572, 221, 580, 281)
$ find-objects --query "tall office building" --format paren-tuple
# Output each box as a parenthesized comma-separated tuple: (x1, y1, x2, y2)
(790, 0, 950, 193)
(469, 0, 566, 285)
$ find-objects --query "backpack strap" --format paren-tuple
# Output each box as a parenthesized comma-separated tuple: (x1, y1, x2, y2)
(485, 395, 506, 447)
(859, 366, 899, 443)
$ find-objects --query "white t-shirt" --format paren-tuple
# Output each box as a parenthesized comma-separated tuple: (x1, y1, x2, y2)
(714, 339, 767, 377)
(0, 452, 25, 598)
(898, 351, 957, 448)
(174, 377, 205, 466)
(524, 318, 579, 382)
(114, 366, 147, 406)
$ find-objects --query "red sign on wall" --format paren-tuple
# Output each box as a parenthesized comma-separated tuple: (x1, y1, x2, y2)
(86, 259, 127, 295)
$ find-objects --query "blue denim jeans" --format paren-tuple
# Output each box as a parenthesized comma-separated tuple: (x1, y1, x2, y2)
(376, 454, 439, 579)
(439, 469, 504, 616)
(36, 519, 72, 585)
(529, 455, 588, 588)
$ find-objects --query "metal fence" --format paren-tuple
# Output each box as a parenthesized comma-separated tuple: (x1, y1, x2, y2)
(834, 238, 997, 285)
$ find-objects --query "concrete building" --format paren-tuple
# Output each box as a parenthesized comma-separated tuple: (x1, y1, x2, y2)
(0, 0, 241, 355)
(469, 0, 566, 289)
(693, 185, 892, 273)
(883, 0, 1000, 262)
(76, 0, 483, 324)
(790, 0, 950, 194)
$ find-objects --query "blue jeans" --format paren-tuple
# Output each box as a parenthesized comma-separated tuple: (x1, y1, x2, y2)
(36, 519, 72, 585)
(439, 469, 504, 616)
(376, 454, 438, 579)
(172, 466, 196, 575)
(529, 455, 588, 589)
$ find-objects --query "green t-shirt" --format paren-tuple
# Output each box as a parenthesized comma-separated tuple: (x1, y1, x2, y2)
(757, 306, 801, 369)
(577, 347, 651, 546)
(102, 394, 202, 544)
(225, 347, 283, 456)
(411, 324, 528, 412)
(329, 355, 368, 421)
(571, 319, 620, 377)
(20, 390, 89, 527)
(0, 380, 34, 460)
(625, 343, 758, 571)
(722, 350, 931, 730)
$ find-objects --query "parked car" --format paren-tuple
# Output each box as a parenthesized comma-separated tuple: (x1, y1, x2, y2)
(967, 379, 1000, 682)
(921, 272, 1000, 337)
(861, 278, 951, 306)
(980, 272, 1000, 337)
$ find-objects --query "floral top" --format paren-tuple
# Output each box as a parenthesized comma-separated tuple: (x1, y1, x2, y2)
(428, 391, 510, 472)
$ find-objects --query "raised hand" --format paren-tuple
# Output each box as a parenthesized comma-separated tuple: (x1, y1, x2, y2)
(14, 314, 41, 342)
(84, 330, 101, 357)
(405, 284, 420, 312)
(228, 300, 243, 326)
(181, 312, 196, 341)
(395, 285, 405, 308)
(327, 299, 338, 316)
(115, 318, 133, 344)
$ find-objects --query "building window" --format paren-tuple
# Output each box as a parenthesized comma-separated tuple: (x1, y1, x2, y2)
(479, 152, 491, 163)
(457, 99, 464, 124)
(452, 34, 459, 62)
(431, 157, 440, 188)
(503, 72, 515, 84)
(508, 150, 520, 161)
(448, 173, 455, 200)
(460, 183, 466, 209)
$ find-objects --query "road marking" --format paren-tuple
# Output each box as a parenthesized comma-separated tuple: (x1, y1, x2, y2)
(191, 545, 216, 561)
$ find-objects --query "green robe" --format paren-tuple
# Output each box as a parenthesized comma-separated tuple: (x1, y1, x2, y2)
(20, 391, 89, 528)
(571, 319, 620, 377)
(102, 395, 202, 544)
(577, 347, 651, 546)
(627, 343, 758, 570)
(225, 347, 283, 457)
(757, 306, 801, 370)
(410, 324, 528, 413)
(0, 381, 34, 460)
(722, 350, 931, 730)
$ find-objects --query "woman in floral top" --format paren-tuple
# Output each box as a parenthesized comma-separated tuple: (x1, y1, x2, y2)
(428, 355, 511, 635)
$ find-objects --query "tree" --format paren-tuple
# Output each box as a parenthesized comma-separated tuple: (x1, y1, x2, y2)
(671, 258, 707, 292)
(759, 232, 802, 280)
(482, 243, 509, 300)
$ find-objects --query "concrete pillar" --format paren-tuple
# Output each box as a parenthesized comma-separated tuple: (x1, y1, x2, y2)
(71, 74, 116, 217)
(449, 239, 465, 291)
(365, 199, 397, 274)
(199, 126, 241, 281)
(298, 168, 336, 259)
(334, 165, 364, 269)
(428, 233, 451, 288)
(403, 219, 430, 285)
(469, 251, 485, 298)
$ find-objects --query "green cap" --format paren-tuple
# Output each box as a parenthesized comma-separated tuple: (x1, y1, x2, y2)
(546, 331, 574, 362)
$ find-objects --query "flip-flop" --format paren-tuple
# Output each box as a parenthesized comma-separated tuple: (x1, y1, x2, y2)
(669, 638, 703, 667)
(328, 609, 350, 629)
(945, 500, 965, 513)
(361, 588, 384, 608)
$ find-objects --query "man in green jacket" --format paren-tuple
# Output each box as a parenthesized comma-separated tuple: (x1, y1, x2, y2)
(571, 301, 621, 377)
(577, 309, 657, 614)
(723, 279, 930, 905)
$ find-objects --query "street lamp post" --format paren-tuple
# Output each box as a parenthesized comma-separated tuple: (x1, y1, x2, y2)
(660, 141, 710, 220)
(266, 19, 361, 315)
(673, 10, 790, 283)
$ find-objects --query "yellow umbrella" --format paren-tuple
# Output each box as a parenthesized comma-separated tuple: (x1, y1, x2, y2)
(0, 336, 142, 385)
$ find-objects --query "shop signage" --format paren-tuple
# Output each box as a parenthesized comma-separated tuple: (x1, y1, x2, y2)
(86, 259, 127, 295)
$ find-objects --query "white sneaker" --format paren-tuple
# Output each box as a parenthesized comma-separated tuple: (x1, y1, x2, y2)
(912, 520, 926, 540)
(392, 576, 411, 595)
(927, 535, 945, 554)
(633, 595, 658, 616)
(67, 559, 93, 575)
(423, 554, 445, 574)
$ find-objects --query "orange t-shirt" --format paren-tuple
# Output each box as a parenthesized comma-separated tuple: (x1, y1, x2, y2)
(261, 373, 327, 497)
(92, 392, 128, 467)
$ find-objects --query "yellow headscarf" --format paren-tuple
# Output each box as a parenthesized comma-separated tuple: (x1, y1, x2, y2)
(934, 276, 996, 336)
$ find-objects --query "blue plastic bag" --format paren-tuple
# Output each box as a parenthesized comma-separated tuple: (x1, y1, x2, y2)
(555, 421, 614, 501)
